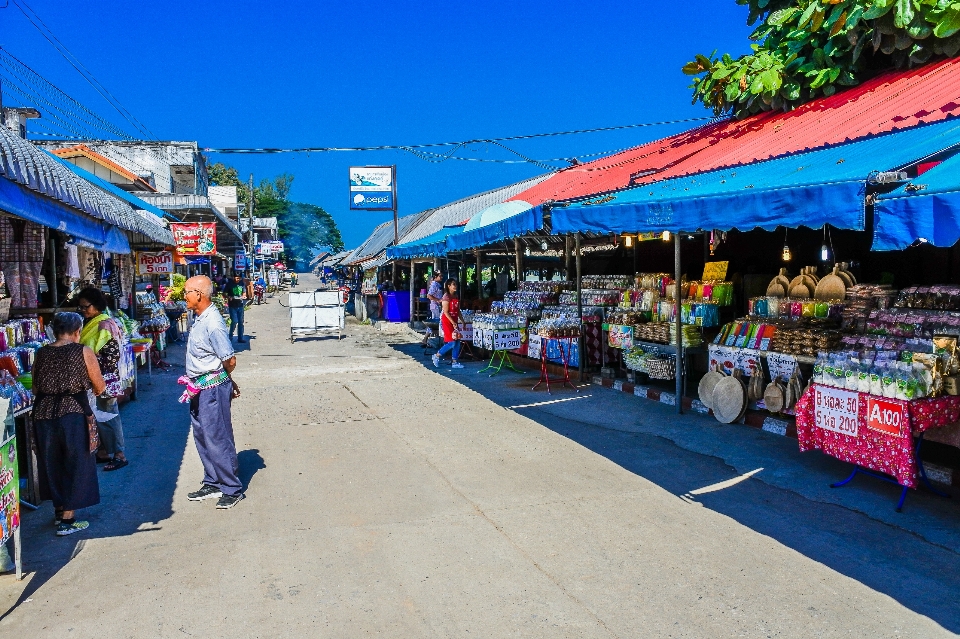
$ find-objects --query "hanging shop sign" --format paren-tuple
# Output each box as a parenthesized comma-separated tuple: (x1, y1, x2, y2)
(702, 261, 729, 281)
(349, 166, 396, 211)
(256, 241, 284, 255)
(234, 251, 248, 271)
(171, 223, 217, 255)
(0, 430, 19, 545)
(136, 251, 173, 275)
(813, 385, 859, 437)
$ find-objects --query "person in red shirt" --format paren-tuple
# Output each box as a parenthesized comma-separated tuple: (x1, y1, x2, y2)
(432, 279, 465, 369)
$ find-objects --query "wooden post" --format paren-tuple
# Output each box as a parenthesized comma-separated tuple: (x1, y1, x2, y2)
(409, 260, 415, 327)
(576, 233, 584, 381)
(564, 234, 573, 280)
(514, 238, 523, 290)
(674, 231, 683, 414)
(476, 249, 484, 300)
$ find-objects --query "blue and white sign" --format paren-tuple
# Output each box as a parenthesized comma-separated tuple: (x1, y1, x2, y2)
(350, 166, 395, 211)
(234, 251, 248, 271)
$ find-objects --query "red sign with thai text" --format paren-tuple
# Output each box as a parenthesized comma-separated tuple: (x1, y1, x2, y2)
(170, 223, 217, 255)
(866, 397, 907, 437)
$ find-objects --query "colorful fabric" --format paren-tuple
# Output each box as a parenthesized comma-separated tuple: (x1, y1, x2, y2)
(80, 314, 115, 354)
(32, 343, 91, 420)
(795, 384, 960, 488)
(177, 370, 229, 403)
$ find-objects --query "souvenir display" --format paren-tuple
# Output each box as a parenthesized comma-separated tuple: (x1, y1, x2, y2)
(535, 317, 580, 338)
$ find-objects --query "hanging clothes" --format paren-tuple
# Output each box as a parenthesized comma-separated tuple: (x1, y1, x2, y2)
(0, 218, 45, 308)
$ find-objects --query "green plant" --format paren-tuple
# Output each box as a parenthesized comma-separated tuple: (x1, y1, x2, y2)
(165, 273, 186, 302)
(685, 0, 960, 118)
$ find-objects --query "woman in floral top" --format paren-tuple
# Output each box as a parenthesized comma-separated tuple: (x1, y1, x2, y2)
(76, 287, 128, 471)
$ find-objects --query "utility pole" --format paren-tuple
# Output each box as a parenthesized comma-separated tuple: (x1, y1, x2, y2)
(247, 174, 255, 279)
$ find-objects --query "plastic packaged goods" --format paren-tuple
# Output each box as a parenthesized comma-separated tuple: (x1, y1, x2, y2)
(541, 305, 605, 320)
(472, 313, 524, 331)
(535, 317, 581, 338)
(558, 289, 622, 307)
(518, 281, 575, 293)
(581, 275, 633, 290)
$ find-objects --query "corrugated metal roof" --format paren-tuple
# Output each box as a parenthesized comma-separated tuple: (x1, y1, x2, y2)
(395, 173, 552, 246)
(346, 210, 432, 264)
(0, 126, 172, 244)
(513, 58, 960, 205)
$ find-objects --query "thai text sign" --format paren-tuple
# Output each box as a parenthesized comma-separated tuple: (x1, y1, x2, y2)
(458, 323, 473, 342)
(608, 325, 634, 349)
(350, 166, 395, 211)
(493, 329, 522, 351)
(814, 385, 859, 437)
(0, 430, 19, 545)
(702, 261, 729, 281)
(866, 397, 907, 437)
(171, 223, 217, 255)
(136, 251, 173, 275)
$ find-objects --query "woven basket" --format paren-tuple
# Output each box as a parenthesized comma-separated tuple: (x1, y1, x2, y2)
(646, 355, 677, 380)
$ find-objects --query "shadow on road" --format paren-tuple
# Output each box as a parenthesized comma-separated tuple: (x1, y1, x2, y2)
(237, 449, 265, 491)
(1, 344, 191, 620)
(387, 341, 960, 634)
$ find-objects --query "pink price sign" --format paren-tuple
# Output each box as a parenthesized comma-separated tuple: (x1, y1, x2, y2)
(813, 385, 859, 437)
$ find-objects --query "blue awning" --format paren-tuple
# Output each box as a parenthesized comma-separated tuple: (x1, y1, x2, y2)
(874, 154, 960, 250)
(552, 118, 960, 236)
(387, 225, 465, 259)
(446, 202, 543, 252)
(0, 174, 131, 253)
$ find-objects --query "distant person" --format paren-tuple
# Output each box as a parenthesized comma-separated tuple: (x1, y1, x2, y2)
(32, 312, 107, 536)
(426, 271, 444, 320)
(76, 287, 128, 471)
(182, 275, 244, 509)
(432, 279, 465, 369)
(223, 274, 248, 343)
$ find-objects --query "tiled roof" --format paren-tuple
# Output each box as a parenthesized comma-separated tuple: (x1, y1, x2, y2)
(512, 58, 960, 205)
(0, 126, 172, 244)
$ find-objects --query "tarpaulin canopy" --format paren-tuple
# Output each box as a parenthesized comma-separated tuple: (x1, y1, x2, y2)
(874, 154, 960, 250)
(446, 201, 542, 252)
(552, 118, 960, 236)
(386, 224, 465, 259)
(0, 173, 131, 253)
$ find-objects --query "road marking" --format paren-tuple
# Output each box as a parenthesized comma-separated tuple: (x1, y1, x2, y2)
(508, 395, 592, 409)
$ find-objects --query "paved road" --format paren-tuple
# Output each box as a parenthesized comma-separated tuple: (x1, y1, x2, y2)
(2, 272, 959, 638)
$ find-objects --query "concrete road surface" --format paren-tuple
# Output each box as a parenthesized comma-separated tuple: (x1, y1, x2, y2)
(2, 272, 959, 638)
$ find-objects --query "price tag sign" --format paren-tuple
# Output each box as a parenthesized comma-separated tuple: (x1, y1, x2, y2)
(459, 323, 473, 342)
(493, 329, 522, 351)
(528, 334, 542, 360)
(767, 352, 798, 381)
(814, 385, 860, 437)
(866, 397, 907, 437)
(702, 261, 729, 281)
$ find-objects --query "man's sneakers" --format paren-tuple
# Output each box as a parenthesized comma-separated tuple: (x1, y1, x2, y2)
(432, 353, 440, 367)
(216, 493, 245, 509)
(56, 520, 89, 536)
(187, 484, 222, 501)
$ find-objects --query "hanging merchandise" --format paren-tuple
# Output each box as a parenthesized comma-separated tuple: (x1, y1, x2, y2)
(0, 219, 45, 309)
(108, 254, 124, 305)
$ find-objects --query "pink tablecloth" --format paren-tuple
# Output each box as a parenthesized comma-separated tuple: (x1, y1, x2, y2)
(795, 384, 960, 488)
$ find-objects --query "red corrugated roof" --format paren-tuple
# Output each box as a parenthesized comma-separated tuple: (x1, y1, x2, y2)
(512, 58, 960, 205)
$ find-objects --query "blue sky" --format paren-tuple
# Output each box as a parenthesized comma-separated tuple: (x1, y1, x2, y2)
(0, 1, 754, 248)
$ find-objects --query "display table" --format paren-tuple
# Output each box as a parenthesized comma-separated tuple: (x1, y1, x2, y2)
(475, 328, 524, 377)
(795, 384, 960, 509)
(532, 335, 579, 394)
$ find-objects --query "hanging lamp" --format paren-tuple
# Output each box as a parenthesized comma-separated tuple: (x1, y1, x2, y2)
(782, 228, 792, 262)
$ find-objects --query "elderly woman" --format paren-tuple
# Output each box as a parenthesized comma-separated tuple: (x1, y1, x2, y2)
(76, 287, 128, 471)
(33, 312, 106, 536)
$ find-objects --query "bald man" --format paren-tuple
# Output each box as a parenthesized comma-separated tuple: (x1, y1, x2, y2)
(183, 275, 244, 509)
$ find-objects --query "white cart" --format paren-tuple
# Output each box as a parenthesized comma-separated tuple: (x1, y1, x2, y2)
(289, 290, 344, 342)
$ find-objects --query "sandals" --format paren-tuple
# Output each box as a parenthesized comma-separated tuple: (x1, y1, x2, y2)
(104, 458, 129, 472)
(96, 455, 111, 464)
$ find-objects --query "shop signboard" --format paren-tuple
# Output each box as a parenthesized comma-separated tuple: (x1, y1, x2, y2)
(608, 324, 634, 349)
(234, 251, 248, 271)
(0, 431, 19, 545)
(268, 270, 280, 287)
(702, 261, 729, 281)
(349, 166, 396, 211)
(493, 329, 522, 351)
(171, 223, 217, 255)
(136, 251, 173, 275)
(814, 385, 859, 437)
(866, 396, 907, 437)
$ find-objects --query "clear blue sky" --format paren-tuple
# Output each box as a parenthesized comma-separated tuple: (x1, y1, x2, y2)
(0, 1, 753, 248)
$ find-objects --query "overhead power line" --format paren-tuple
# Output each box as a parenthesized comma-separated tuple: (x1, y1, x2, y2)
(202, 116, 714, 155)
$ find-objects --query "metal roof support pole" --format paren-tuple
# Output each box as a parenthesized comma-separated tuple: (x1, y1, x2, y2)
(409, 260, 415, 328)
(576, 232, 583, 382)
(565, 235, 572, 280)
(514, 238, 523, 291)
(674, 231, 683, 415)
(47, 232, 57, 309)
(476, 249, 484, 300)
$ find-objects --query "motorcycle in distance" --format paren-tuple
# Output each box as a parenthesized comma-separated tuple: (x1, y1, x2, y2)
(253, 282, 266, 305)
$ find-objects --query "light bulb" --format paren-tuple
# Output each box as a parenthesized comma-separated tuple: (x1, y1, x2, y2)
(525, 247, 531, 256)
(624, 235, 633, 248)
(782, 244, 792, 262)
(820, 243, 831, 262)
(661, 231, 672, 242)
(540, 241, 548, 251)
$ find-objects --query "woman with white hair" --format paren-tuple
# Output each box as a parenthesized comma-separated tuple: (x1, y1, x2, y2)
(32, 312, 107, 536)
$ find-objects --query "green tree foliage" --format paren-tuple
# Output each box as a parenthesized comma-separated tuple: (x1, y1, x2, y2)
(257, 173, 294, 201)
(685, 0, 960, 118)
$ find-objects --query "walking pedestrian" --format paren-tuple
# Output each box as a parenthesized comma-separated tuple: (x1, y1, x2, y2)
(426, 271, 444, 320)
(32, 312, 107, 536)
(223, 273, 248, 343)
(432, 279, 465, 369)
(182, 275, 244, 509)
(76, 287, 128, 471)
